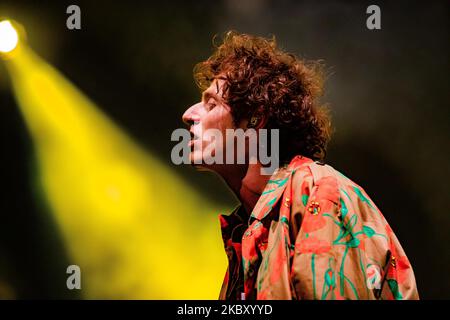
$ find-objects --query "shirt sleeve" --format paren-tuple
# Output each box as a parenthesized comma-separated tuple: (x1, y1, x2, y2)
(289, 165, 419, 300)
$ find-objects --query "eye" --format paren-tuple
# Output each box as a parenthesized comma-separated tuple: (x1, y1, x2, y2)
(206, 98, 217, 110)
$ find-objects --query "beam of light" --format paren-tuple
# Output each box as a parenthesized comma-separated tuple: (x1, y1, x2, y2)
(0, 20, 19, 53)
(3, 42, 229, 298)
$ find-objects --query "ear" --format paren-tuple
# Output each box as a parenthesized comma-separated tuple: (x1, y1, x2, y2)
(247, 110, 268, 130)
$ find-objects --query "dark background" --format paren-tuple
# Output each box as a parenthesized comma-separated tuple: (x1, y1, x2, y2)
(0, 0, 448, 299)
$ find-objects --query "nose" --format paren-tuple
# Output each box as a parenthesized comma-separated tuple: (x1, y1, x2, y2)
(182, 103, 201, 126)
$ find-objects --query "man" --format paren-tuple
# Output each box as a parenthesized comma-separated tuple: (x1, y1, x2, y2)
(182, 31, 419, 300)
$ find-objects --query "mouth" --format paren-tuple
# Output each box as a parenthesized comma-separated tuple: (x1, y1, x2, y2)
(189, 130, 199, 150)
(190, 129, 200, 140)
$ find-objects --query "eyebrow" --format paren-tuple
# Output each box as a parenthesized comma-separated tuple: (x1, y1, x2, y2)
(202, 91, 221, 103)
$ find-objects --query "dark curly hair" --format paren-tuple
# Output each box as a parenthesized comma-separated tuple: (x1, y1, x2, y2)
(194, 31, 332, 163)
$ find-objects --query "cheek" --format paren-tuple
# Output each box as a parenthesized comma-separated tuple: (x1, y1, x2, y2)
(217, 108, 235, 130)
(202, 108, 233, 132)
(197, 107, 235, 154)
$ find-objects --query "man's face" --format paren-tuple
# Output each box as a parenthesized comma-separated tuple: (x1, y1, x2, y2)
(182, 79, 240, 169)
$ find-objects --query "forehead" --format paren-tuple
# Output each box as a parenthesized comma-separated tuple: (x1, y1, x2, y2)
(202, 78, 226, 100)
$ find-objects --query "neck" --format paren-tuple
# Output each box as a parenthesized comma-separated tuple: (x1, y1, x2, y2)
(219, 162, 271, 215)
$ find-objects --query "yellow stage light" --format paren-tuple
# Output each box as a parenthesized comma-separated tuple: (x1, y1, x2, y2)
(0, 20, 19, 53)
(3, 37, 231, 298)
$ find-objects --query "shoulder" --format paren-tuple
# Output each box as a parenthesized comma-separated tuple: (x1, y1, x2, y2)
(291, 161, 341, 200)
(291, 160, 375, 207)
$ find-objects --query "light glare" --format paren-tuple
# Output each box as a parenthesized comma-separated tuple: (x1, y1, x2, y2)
(0, 20, 19, 53)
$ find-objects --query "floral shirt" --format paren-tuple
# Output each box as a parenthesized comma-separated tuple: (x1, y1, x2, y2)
(218, 155, 419, 300)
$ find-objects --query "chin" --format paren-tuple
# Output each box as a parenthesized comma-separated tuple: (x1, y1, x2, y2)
(189, 153, 201, 165)
(189, 158, 216, 173)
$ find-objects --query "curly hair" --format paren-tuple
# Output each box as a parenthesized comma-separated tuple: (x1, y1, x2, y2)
(194, 31, 332, 163)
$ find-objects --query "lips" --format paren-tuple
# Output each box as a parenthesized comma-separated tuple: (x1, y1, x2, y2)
(189, 129, 200, 141)
(189, 130, 199, 150)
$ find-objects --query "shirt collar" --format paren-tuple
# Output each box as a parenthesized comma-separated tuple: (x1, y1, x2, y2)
(250, 155, 313, 221)
(219, 155, 313, 244)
